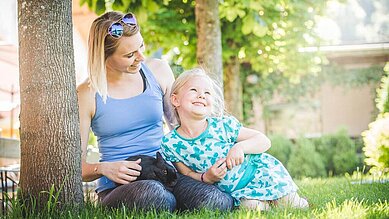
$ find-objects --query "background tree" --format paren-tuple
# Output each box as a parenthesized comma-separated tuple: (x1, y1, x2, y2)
(195, 0, 223, 84)
(18, 0, 83, 209)
(219, 0, 327, 121)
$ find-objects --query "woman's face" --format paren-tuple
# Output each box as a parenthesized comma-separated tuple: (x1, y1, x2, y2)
(105, 32, 145, 74)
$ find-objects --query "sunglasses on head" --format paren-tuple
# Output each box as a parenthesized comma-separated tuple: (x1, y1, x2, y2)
(107, 13, 137, 38)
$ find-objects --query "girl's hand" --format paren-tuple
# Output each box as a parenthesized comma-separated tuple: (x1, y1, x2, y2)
(226, 144, 244, 169)
(203, 158, 227, 184)
(100, 159, 142, 184)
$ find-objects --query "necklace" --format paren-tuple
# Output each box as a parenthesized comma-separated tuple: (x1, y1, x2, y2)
(180, 121, 208, 139)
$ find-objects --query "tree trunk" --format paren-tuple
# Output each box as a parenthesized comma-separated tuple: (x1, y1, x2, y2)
(18, 0, 83, 209)
(195, 0, 223, 85)
(251, 96, 266, 133)
(224, 56, 243, 120)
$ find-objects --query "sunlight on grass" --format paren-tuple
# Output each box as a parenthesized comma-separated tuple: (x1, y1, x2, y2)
(373, 200, 389, 216)
(3, 176, 389, 218)
(315, 199, 368, 219)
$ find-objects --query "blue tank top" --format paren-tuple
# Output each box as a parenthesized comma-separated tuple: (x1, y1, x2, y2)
(91, 63, 164, 193)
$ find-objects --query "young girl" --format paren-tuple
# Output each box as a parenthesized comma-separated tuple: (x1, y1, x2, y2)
(161, 68, 308, 210)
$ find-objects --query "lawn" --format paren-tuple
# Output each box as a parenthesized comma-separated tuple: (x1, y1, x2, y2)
(5, 176, 389, 219)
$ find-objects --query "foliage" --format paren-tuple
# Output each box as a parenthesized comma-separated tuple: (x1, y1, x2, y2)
(287, 138, 326, 178)
(362, 113, 389, 175)
(5, 177, 389, 218)
(219, 0, 327, 72)
(138, 1, 197, 69)
(321, 64, 385, 88)
(354, 137, 367, 171)
(219, 0, 330, 120)
(88, 131, 97, 147)
(268, 131, 363, 178)
(313, 129, 359, 176)
(376, 63, 389, 115)
(243, 64, 385, 124)
(82, 0, 331, 101)
(267, 134, 293, 166)
(312, 135, 335, 174)
(361, 63, 389, 175)
(332, 140, 359, 176)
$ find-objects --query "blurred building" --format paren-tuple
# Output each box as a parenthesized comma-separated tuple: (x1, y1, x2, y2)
(0, 0, 96, 166)
(0, 0, 94, 139)
(261, 0, 389, 138)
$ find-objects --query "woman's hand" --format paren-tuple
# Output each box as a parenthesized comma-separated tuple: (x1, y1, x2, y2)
(100, 159, 142, 184)
(203, 158, 227, 184)
(226, 144, 245, 169)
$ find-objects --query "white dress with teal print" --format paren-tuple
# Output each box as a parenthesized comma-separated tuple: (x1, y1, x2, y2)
(161, 116, 298, 206)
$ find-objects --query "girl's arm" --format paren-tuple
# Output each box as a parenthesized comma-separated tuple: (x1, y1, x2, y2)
(235, 127, 271, 154)
(174, 158, 227, 184)
(226, 127, 271, 169)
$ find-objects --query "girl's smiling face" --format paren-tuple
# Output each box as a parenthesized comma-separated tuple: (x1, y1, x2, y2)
(172, 76, 214, 119)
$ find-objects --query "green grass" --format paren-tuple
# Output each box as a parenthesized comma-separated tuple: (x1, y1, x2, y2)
(4, 176, 389, 219)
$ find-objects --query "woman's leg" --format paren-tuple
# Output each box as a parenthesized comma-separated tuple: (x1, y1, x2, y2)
(98, 180, 176, 212)
(173, 174, 234, 211)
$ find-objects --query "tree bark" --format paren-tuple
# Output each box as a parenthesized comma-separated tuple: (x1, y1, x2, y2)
(224, 56, 243, 120)
(251, 96, 266, 133)
(18, 0, 83, 209)
(195, 0, 223, 85)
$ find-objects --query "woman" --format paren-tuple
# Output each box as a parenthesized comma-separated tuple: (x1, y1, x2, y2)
(77, 11, 233, 212)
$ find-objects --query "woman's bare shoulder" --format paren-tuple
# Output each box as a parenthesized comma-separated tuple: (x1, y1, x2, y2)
(145, 58, 172, 75)
(144, 58, 174, 92)
(77, 79, 96, 101)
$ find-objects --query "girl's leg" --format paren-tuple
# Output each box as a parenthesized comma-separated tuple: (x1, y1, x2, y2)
(98, 180, 176, 212)
(173, 174, 234, 211)
(277, 192, 308, 209)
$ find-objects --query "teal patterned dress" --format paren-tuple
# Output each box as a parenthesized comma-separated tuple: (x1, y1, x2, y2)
(161, 116, 298, 206)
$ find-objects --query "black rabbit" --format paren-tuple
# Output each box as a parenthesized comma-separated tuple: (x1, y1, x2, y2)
(125, 152, 178, 191)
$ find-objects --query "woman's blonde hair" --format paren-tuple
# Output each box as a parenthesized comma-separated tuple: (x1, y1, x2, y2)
(87, 11, 140, 103)
(171, 68, 225, 125)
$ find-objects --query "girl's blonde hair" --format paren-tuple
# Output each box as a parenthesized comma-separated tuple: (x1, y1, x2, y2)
(171, 68, 225, 125)
(87, 11, 140, 103)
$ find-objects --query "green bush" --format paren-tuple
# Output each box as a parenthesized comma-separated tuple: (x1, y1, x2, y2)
(375, 69, 389, 115)
(362, 113, 389, 174)
(328, 130, 358, 175)
(361, 65, 389, 175)
(312, 129, 359, 176)
(287, 137, 326, 178)
(332, 143, 359, 175)
(312, 135, 335, 175)
(267, 134, 293, 165)
(353, 137, 368, 173)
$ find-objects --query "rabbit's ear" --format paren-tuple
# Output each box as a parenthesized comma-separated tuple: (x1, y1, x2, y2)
(156, 152, 163, 162)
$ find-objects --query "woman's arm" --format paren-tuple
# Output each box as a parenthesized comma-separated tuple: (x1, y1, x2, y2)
(226, 127, 271, 169)
(77, 81, 142, 184)
(77, 81, 100, 182)
(145, 58, 176, 130)
(174, 158, 227, 184)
